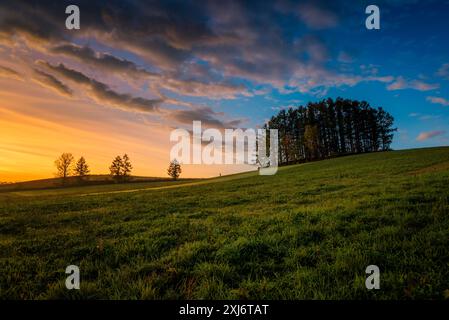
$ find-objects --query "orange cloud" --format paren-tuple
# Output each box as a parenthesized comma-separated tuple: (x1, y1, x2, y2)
(0, 78, 251, 182)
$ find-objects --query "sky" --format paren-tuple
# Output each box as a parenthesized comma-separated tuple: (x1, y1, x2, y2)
(1, 0, 449, 182)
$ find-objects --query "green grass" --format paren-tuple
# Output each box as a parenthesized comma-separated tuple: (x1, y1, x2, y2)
(0, 175, 198, 194)
(1, 179, 198, 197)
(1, 147, 449, 299)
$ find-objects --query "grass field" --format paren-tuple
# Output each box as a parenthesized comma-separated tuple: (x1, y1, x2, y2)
(1, 147, 449, 299)
(0, 178, 198, 198)
(0, 175, 199, 194)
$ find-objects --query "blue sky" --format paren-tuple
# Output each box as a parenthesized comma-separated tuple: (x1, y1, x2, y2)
(210, 0, 449, 149)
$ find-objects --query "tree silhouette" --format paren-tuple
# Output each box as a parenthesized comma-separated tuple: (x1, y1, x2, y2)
(167, 159, 182, 180)
(74, 156, 90, 178)
(109, 155, 123, 181)
(109, 154, 133, 182)
(264, 98, 396, 165)
(55, 153, 74, 179)
(121, 154, 133, 181)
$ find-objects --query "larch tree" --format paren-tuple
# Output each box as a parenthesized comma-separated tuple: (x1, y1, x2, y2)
(109, 155, 123, 181)
(264, 97, 396, 165)
(121, 154, 133, 180)
(74, 156, 90, 178)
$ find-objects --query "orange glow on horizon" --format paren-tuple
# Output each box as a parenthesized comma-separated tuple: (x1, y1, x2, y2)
(0, 78, 253, 183)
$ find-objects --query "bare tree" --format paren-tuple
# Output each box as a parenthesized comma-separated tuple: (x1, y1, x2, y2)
(55, 153, 74, 179)
(167, 159, 182, 180)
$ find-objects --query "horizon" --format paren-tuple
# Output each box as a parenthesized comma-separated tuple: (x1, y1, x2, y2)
(4, 145, 449, 184)
(1, 0, 449, 182)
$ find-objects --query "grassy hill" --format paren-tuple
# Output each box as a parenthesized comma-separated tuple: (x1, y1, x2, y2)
(0, 174, 198, 193)
(1, 147, 449, 299)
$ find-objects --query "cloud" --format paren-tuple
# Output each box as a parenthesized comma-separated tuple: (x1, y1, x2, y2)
(297, 3, 339, 29)
(437, 63, 449, 79)
(0, 1, 207, 69)
(0, 0, 401, 98)
(416, 130, 446, 141)
(37, 60, 243, 126)
(51, 44, 248, 99)
(409, 112, 441, 121)
(157, 77, 247, 99)
(387, 76, 439, 91)
(276, 1, 339, 29)
(0, 1, 67, 48)
(38, 61, 163, 113)
(387, 77, 429, 91)
(0, 0, 437, 115)
(338, 51, 353, 63)
(426, 96, 449, 106)
(360, 64, 379, 75)
(51, 44, 158, 79)
(0, 65, 24, 81)
(166, 106, 245, 129)
(32, 69, 73, 97)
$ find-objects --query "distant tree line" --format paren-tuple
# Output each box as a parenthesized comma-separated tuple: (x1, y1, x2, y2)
(264, 98, 396, 165)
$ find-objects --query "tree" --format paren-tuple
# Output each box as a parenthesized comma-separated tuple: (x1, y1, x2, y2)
(377, 107, 396, 151)
(263, 98, 396, 165)
(109, 155, 123, 180)
(74, 156, 90, 178)
(304, 124, 319, 160)
(55, 153, 74, 179)
(121, 154, 133, 180)
(167, 159, 182, 180)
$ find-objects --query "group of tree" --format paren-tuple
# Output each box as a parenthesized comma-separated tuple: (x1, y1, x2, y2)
(54, 153, 183, 182)
(263, 97, 396, 165)
(54, 153, 90, 179)
(53, 153, 135, 182)
(109, 154, 133, 182)
(54, 98, 392, 181)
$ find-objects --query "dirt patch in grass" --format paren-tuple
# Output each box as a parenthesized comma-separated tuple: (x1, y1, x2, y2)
(408, 161, 449, 175)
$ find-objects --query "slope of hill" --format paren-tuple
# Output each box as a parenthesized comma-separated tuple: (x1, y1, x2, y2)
(1, 147, 449, 299)
(0, 175, 198, 194)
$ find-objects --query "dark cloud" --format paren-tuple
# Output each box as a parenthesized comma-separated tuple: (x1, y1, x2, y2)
(167, 106, 244, 129)
(38, 61, 162, 112)
(51, 44, 158, 78)
(50, 43, 248, 99)
(36, 60, 245, 126)
(0, 0, 375, 96)
(32, 69, 73, 96)
(0, 0, 406, 112)
(0, 65, 24, 81)
(0, 1, 68, 44)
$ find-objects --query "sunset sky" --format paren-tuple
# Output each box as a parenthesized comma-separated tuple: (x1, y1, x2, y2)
(1, 0, 449, 182)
